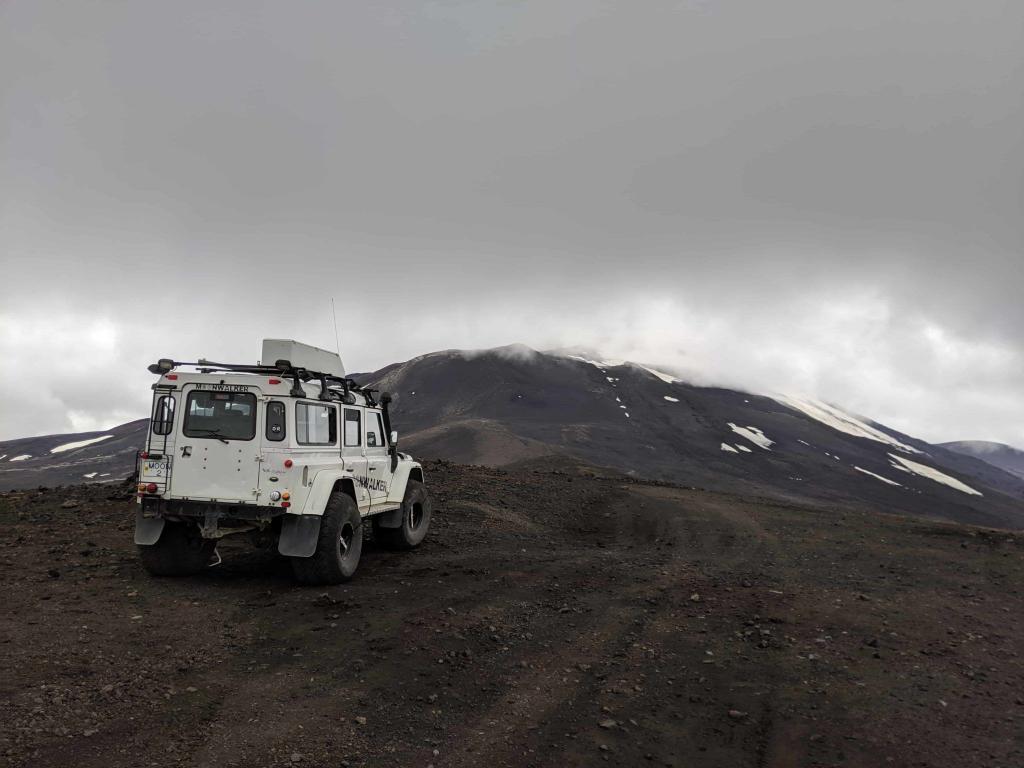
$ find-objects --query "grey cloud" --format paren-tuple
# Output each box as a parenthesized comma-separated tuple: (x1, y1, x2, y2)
(1, 0, 1021, 445)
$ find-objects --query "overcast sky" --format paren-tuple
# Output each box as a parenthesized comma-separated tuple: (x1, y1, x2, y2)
(1, 1, 1022, 446)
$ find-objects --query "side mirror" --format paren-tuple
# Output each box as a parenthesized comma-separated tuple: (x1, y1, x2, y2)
(389, 430, 398, 445)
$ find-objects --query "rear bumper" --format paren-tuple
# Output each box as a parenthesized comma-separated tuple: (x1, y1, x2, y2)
(140, 496, 286, 521)
(137, 496, 318, 557)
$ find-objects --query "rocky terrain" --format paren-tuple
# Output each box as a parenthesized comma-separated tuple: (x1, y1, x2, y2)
(1, 462, 1022, 768)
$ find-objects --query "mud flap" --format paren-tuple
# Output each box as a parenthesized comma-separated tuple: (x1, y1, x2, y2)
(134, 510, 165, 545)
(374, 506, 404, 529)
(278, 514, 322, 557)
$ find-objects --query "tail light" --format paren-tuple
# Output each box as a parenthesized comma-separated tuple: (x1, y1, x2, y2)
(284, 459, 293, 468)
(140, 451, 149, 459)
(145, 482, 158, 494)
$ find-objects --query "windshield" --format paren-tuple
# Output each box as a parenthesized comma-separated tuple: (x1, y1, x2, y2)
(183, 391, 257, 441)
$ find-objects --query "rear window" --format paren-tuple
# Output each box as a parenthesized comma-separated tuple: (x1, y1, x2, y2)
(183, 391, 257, 441)
(152, 395, 175, 436)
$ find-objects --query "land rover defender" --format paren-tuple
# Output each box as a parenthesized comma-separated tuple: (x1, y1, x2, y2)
(134, 339, 431, 584)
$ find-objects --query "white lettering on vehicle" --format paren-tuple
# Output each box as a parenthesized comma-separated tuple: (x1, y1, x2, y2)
(193, 384, 250, 392)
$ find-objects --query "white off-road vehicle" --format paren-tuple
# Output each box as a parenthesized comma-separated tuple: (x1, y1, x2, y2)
(134, 339, 431, 584)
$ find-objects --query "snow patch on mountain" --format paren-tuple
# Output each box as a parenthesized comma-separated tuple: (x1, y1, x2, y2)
(636, 365, 678, 384)
(775, 396, 922, 454)
(663, 396, 679, 403)
(10, 455, 31, 462)
(566, 355, 625, 369)
(51, 435, 114, 454)
(721, 444, 739, 454)
(729, 424, 774, 451)
(855, 467, 902, 487)
(887, 454, 983, 496)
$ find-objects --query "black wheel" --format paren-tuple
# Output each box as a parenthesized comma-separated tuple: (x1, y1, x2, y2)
(291, 492, 363, 585)
(374, 479, 432, 550)
(138, 522, 216, 577)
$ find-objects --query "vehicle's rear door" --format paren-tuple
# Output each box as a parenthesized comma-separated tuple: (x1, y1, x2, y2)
(170, 383, 262, 503)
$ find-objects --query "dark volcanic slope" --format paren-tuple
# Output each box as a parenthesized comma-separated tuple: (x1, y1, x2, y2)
(0, 420, 146, 491)
(1, 465, 1022, 768)
(941, 440, 1024, 481)
(4, 346, 1023, 528)
(361, 347, 1024, 529)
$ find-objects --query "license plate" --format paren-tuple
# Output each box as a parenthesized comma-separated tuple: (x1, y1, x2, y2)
(141, 459, 168, 478)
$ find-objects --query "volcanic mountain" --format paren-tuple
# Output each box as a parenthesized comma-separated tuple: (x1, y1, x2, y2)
(2, 345, 1022, 529)
(358, 346, 1024, 529)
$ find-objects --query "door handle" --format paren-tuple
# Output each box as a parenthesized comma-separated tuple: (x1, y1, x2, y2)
(368, 466, 379, 472)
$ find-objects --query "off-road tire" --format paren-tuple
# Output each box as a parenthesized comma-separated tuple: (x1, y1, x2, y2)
(291, 492, 363, 585)
(138, 522, 216, 577)
(374, 479, 432, 550)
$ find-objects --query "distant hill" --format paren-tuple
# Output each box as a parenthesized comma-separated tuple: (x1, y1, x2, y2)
(0, 419, 147, 491)
(3, 345, 1023, 529)
(940, 440, 1024, 481)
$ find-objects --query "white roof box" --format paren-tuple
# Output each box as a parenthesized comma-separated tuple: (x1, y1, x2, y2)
(261, 339, 345, 378)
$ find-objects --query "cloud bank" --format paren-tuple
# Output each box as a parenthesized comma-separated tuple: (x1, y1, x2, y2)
(1, 0, 1021, 446)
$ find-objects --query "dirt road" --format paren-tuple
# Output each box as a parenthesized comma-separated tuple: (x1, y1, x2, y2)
(1, 462, 1022, 767)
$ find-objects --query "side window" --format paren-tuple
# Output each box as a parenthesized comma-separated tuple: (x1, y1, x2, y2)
(152, 395, 175, 435)
(344, 409, 361, 447)
(366, 411, 383, 448)
(296, 403, 336, 445)
(376, 413, 387, 446)
(266, 401, 286, 442)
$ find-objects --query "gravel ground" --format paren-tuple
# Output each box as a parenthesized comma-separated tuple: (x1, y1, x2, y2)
(1, 461, 1022, 767)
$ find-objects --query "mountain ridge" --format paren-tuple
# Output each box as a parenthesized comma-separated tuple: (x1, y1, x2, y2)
(940, 440, 1024, 481)
(2, 345, 1022, 529)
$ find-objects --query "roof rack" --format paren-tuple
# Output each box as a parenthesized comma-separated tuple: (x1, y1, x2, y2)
(147, 358, 379, 405)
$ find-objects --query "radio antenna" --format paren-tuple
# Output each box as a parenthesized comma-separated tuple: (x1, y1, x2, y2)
(330, 298, 341, 355)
